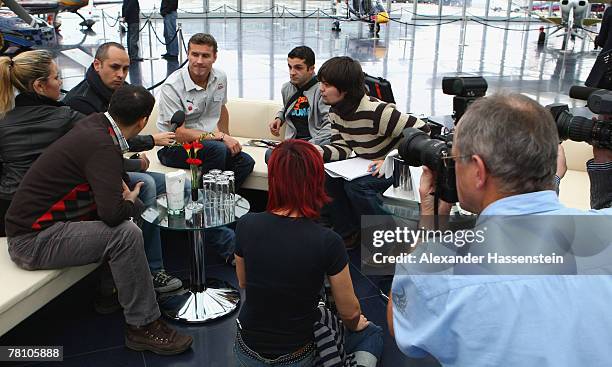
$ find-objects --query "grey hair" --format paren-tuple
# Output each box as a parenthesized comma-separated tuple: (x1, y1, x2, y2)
(454, 93, 559, 194)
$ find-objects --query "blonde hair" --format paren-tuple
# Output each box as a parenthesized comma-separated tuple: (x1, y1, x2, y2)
(0, 50, 55, 117)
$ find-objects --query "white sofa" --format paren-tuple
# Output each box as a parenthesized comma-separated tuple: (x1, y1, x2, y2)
(142, 98, 284, 192)
(558, 140, 594, 210)
(0, 238, 98, 336)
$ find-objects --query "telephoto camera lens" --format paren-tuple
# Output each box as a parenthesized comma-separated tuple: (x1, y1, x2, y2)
(399, 128, 450, 169)
(398, 127, 458, 203)
(547, 103, 611, 149)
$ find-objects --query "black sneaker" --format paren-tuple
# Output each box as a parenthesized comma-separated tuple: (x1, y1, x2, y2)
(152, 270, 182, 293)
(94, 288, 121, 314)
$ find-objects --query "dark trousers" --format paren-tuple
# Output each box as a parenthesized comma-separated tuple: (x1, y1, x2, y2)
(0, 198, 10, 237)
(157, 141, 255, 189)
(8, 221, 160, 326)
(127, 22, 140, 59)
(322, 174, 393, 238)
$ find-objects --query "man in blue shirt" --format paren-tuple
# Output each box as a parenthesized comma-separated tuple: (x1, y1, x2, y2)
(389, 93, 612, 366)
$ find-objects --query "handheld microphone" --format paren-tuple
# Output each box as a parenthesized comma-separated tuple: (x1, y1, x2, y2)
(569, 86, 602, 101)
(170, 111, 186, 131)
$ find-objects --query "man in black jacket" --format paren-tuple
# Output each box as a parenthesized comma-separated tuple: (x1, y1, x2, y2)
(64, 42, 183, 294)
(122, 0, 142, 62)
(586, 3, 612, 88)
(64, 43, 174, 163)
(160, 0, 178, 59)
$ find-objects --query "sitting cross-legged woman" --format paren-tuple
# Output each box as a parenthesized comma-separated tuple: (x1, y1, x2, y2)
(233, 139, 383, 367)
(0, 50, 85, 236)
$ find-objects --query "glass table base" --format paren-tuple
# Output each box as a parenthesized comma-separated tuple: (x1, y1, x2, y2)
(161, 279, 240, 323)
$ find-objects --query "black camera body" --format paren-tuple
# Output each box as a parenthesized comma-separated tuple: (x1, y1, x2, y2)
(442, 76, 488, 123)
(547, 88, 612, 150)
(398, 127, 458, 203)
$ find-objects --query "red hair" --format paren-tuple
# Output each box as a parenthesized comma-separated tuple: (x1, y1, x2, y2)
(266, 139, 330, 218)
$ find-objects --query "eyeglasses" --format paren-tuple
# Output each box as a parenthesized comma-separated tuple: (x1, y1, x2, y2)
(440, 154, 472, 165)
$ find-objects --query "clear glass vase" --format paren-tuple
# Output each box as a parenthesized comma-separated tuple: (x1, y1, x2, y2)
(185, 165, 203, 212)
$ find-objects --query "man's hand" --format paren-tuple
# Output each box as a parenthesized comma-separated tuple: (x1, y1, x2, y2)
(368, 160, 385, 178)
(223, 135, 242, 156)
(139, 153, 150, 172)
(593, 146, 612, 163)
(174, 126, 192, 144)
(419, 166, 453, 216)
(556, 144, 567, 179)
(269, 118, 282, 136)
(152, 132, 176, 146)
(122, 181, 143, 203)
(354, 314, 370, 332)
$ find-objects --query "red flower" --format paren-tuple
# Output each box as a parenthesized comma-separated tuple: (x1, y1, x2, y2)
(182, 143, 192, 152)
(186, 158, 203, 166)
(193, 141, 204, 150)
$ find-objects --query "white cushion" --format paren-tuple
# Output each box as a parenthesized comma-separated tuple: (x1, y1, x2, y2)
(558, 170, 591, 210)
(141, 98, 281, 192)
(226, 99, 284, 139)
(562, 140, 592, 172)
(0, 238, 98, 336)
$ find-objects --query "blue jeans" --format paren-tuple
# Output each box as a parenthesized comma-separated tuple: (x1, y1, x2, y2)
(127, 22, 140, 59)
(163, 11, 178, 56)
(233, 323, 383, 367)
(234, 331, 315, 367)
(157, 142, 255, 189)
(322, 174, 393, 238)
(129, 171, 166, 273)
(345, 323, 384, 366)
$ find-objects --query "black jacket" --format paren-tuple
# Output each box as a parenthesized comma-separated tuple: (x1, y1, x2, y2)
(160, 0, 178, 16)
(586, 7, 612, 88)
(0, 93, 85, 200)
(122, 0, 140, 24)
(63, 65, 154, 154)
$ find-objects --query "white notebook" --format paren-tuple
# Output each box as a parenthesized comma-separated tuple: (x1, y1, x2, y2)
(324, 157, 373, 181)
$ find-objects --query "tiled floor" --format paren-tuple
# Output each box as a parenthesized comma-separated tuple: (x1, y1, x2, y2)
(0, 226, 436, 366)
(1, 11, 601, 366)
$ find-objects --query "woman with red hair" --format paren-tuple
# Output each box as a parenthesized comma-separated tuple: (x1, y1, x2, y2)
(233, 139, 382, 366)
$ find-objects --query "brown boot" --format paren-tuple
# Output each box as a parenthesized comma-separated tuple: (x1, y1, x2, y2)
(125, 319, 193, 355)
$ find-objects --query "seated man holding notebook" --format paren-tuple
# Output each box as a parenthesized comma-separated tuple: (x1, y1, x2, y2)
(316, 56, 427, 248)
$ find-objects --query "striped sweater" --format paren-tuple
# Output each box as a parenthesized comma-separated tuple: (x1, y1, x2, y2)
(317, 95, 427, 162)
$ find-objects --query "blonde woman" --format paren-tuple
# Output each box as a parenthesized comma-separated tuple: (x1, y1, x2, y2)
(0, 50, 84, 235)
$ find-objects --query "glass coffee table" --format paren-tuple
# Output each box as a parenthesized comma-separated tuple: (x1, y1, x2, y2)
(141, 194, 250, 323)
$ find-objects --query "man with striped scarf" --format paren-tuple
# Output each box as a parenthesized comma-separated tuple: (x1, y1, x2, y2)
(316, 56, 427, 247)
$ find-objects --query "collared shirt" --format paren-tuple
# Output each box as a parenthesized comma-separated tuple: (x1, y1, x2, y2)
(392, 190, 612, 367)
(104, 112, 130, 153)
(157, 66, 227, 133)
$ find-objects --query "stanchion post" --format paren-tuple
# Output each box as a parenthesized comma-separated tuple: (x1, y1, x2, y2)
(102, 10, 107, 41)
(143, 18, 159, 60)
(118, 11, 123, 42)
(178, 23, 184, 63)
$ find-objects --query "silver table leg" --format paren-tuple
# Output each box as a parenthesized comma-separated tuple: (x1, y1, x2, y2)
(162, 227, 240, 323)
